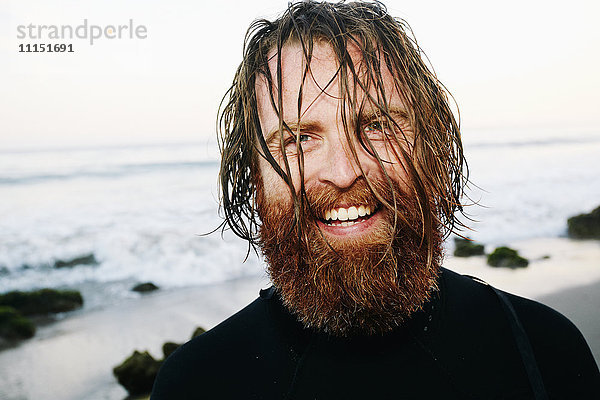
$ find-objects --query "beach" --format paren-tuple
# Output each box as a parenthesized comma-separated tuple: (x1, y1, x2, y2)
(3, 0, 600, 395)
(0, 273, 271, 400)
(446, 237, 600, 363)
(0, 134, 599, 399)
(0, 236, 598, 400)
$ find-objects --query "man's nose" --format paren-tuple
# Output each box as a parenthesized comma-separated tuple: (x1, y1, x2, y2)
(319, 136, 361, 189)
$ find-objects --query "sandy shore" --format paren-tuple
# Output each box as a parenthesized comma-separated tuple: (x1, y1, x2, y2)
(0, 273, 273, 400)
(446, 237, 600, 363)
(0, 237, 598, 400)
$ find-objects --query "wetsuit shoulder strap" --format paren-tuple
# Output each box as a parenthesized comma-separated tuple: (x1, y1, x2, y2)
(465, 275, 550, 400)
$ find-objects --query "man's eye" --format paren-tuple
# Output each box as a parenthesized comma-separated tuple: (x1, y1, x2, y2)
(285, 134, 311, 146)
(363, 122, 388, 139)
(365, 122, 383, 132)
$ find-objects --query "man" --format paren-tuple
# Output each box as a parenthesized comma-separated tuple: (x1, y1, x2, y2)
(152, 1, 599, 398)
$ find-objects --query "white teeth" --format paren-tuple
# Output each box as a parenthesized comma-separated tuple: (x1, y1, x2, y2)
(358, 205, 366, 217)
(324, 205, 375, 222)
(341, 221, 349, 227)
(347, 206, 358, 220)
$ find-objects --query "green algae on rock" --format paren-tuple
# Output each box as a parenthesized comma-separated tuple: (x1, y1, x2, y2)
(113, 350, 162, 396)
(487, 247, 529, 268)
(0, 306, 36, 340)
(0, 288, 83, 316)
(132, 282, 160, 293)
(568, 206, 600, 239)
(453, 237, 485, 257)
(54, 253, 98, 268)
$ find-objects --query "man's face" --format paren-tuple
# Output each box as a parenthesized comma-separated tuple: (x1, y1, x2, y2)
(256, 41, 413, 239)
(254, 41, 442, 336)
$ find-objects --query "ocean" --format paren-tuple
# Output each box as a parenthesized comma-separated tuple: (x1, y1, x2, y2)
(1, 128, 599, 307)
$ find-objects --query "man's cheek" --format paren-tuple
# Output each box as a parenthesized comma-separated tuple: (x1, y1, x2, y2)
(258, 168, 294, 205)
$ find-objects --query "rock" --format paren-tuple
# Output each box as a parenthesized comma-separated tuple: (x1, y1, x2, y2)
(453, 237, 485, 257)
(0, 306, 36, 340)
(162, 342, 181, 359)
(567, 206, 600, 239)
(113, 350, 162, 396)
(487, 246, 529, 268)
(0, 288, 83, 316)
(54, 253, 98, 268)
(132, 282, 159, 293)
(191, 326, 206, 339)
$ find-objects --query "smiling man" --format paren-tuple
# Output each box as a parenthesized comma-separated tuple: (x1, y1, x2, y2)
(152, 2, 599, 399)
(254, 35, 446, 337)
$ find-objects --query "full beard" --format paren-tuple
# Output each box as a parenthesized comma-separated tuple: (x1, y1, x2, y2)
(257, 177, 443, 337)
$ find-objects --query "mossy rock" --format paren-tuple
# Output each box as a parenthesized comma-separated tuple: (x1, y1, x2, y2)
(453, 237, 485, 257)
(0, 288, 83, 316)
(162, 341, 181, 359)
(0, 306, 35, 340)
(132, 282, 159, 293)
(54, 253, 98, 268)
(191, 326, 206, 339)
(113, 350, 161, 396)
(487, 246, 529, 268)
(567, 206, 600, 239)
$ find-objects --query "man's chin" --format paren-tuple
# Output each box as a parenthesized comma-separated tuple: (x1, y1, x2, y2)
(269, 251, 441, 337)
(263, 219, 443, 337)
(257, 178, 443, 336)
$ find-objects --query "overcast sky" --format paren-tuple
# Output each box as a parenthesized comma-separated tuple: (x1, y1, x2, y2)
(1, 0, 599, 150)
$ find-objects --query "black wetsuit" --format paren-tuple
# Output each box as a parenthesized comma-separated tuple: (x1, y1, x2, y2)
(151, 268, 600, 399)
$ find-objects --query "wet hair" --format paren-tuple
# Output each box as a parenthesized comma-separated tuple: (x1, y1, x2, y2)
(218, 0, 468, 265)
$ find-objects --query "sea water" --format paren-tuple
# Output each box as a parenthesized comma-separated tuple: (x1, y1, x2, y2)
(462, 127, 600, 244)
(1, 128, 599, 306)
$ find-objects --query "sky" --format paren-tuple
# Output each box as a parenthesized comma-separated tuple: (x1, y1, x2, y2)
(1, 0, 599, 150)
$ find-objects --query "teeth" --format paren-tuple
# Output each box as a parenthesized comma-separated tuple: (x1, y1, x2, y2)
(324, 205, 375, 222)
(348, 206, 358, 220)
(333, 220, 359, 227)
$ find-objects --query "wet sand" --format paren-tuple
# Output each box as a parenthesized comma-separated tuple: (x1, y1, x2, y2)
(0, 237, 598, 400)
(0, 273, 272, 400)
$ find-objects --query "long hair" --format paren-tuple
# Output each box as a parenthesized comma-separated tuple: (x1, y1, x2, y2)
(218, 0, 468, 266)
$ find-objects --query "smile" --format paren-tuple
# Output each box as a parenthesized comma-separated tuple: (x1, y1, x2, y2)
(323, 205, 377, 227)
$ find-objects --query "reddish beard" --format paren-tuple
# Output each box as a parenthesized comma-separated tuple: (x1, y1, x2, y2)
(257, 176, 443, 337)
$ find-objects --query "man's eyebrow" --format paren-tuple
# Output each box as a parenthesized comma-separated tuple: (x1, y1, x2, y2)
(264, 121, 323, 145)
(360, 106, 409, 122)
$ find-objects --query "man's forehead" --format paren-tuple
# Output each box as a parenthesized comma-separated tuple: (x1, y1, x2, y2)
(259, 41, 344, 100)
(256, 40, 402, 108)
(265, 39, 360, 75)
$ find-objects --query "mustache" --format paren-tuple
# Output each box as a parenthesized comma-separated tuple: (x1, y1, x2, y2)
(303, 177, 419, 228)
